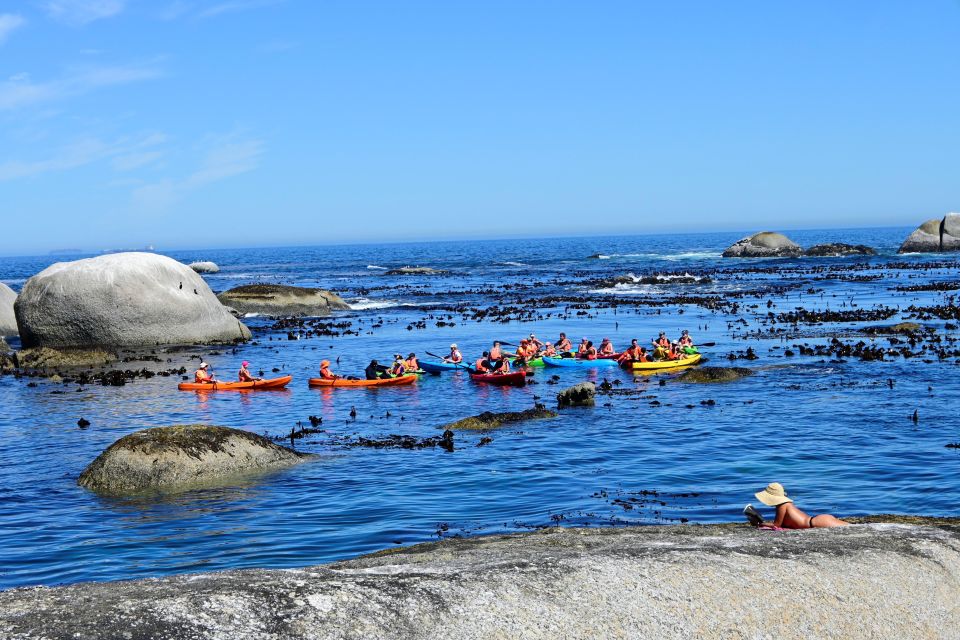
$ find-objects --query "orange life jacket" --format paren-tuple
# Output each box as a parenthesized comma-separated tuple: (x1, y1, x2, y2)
(599, 342, 615, 355)
(238, 368, 254, 382)
(490, 346, 502, 360)
(449, 350, 462, 363)
(583, 347, 597, 360)
(319, 366, 335, 379)
(557, 338, 572, 351)
(404, 357, 419, 371)
(656, 336, 670, 347)
(195, 369, 211, 383)
(475, 358, 490, 373)
(496, 358, 510, 373)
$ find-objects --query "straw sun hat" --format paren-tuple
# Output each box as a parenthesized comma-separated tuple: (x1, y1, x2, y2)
(755, 482, 794, 507)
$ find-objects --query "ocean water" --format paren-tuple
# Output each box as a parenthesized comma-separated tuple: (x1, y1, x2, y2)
(2, 226, 959, 589)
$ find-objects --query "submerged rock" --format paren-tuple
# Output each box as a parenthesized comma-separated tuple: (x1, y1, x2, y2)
(16, 347, 116, 368)
(678, 366, 753, 383)
(15, 252, 250, 349)
(444, 407, 558, 430)
(898, 213, 960, 253)
(2, 522, 958, 639)
(188, 261, 220, 274)
(383, 266, 450, 276)
(218, 284, 350, 317)
(78, 424, 311, 495)
(722, 232, 803, 258)
(0, 282, 17, 336)
(557, 382, 596, 407)
(864, 322, 923, 335)
(804, 243, 877, 257)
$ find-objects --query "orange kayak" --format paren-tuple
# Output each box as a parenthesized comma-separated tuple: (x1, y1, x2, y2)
(308, 375, 417, 388)
(177, 375, 293, 391)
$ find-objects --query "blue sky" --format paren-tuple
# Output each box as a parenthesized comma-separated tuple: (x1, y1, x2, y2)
(1, 1, 958, 255)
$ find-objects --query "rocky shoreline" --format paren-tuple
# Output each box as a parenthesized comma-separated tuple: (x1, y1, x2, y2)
(0, 518, 957, 639)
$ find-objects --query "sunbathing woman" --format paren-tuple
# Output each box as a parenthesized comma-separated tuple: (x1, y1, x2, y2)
(748, 482, 850, 529)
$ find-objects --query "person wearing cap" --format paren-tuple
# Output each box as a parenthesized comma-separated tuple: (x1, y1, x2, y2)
(598, 337, 616, 357)
(444, 344, 463, 364)
(577, 337, 590, 356)
(528, 334, 544, 350)
(678, 329, 694, 347)
(579, 340, 597, 360)
(541, 342, 557, 357)
(556, 333, 573, 354)
(652, 332, 671, 359)
(365, 359, 390, 380)
(194, 362, 216, 384)
(404, 352, 420, 372)
(747, 482, 850, 529)
(318, 360, 337, 380)
(389, 355, 407, 377)
(238, 361, 261, 382)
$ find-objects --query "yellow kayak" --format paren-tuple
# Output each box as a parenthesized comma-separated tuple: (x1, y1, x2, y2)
(628, 354, 702, 371)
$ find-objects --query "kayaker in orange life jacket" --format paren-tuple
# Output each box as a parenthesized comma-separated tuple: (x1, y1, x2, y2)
(617, 339, 644, 363)
(318, 360, 337, 380)
(489, 341, 503, 361)
(238, 361, 256, 382)
(556, 333, 573, 353)
(598, 338, 616, 356)
(389, 355, 406, 377)
(494, 357, 511, 374)
(404, 353, 419, 371)
(475, 351, 492, 373)
(652, 332, 671, 359)
(678, 330, 694, 347)
(580, 341, 598, 360)
(195, 362, 217, 384)
(577, 337, 590, 356)
(542, 342, 557, 357)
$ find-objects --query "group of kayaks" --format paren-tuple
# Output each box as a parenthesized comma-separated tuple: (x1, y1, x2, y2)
(176, 351, 702, 392)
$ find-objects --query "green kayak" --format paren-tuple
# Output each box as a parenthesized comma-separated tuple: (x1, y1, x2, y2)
(509, 356, 544, 367)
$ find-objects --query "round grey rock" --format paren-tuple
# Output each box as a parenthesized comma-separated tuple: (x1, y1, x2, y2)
(188, 261, 220, 274)
(218, 284, 350, 317)
(722, 232, 803, 258)
(899, 213, 960, 253)
(15, 252, 250, 349)
(0, 282, 17, 337)
(78, 424, 311, 495)
(557, 381, 596, 407)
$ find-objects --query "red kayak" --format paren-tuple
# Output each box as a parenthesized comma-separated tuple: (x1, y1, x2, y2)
(470, 371, 526, 387)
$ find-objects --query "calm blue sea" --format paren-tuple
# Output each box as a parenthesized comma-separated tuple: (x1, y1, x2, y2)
(2, 226, 959, 590)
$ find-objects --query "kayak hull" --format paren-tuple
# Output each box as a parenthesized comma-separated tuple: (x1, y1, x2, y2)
(178, 375, 293, 391)
(470, 371, 526, 386)
(509, 356, 544, 367)
(308, 375, 417, 388)
(542, 356, 620, 368)
(628, 354, 702, 371)
(420, 360, 470, 373)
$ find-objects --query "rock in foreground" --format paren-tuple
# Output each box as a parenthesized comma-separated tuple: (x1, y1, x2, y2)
(218, 284, 350, 317)
(557, 382, 596, 407)
(0, 283, 17, 336)
(898, 213, 960, 253)
(15, 252, 250, 349)
(804, 243, 877, 257)
(679, 366, 753, 383)
(188, 261, 220, 273)
(722, 232, 802, 258)
(0, 523, 957, 639)
(443, 406, 558, 430)
(78, 425, 311, 495)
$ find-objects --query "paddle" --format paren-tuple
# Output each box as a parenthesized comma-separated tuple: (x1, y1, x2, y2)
(698, 342, 716, 347)
(496, 340, 517, 347)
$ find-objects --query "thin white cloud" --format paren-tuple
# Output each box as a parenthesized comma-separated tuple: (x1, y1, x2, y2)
(133, 133, 263, 208)
(0, 14, 25, 44)
(42, 0, 125, 25)
(196, 0, 282, 19)
(0, 132, 165, 180)
(0, 62, 162, 111)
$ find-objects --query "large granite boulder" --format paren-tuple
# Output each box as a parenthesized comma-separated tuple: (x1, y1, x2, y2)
(188, 261, 220, 274)
(722, 232, 802, 258)
(78, 425, 311, 495)
(0, 282, 17, 336)
(898, 213, 960, 253)
(218, 284, 350, 317)
(2, 522, 958, 638)
(805, 243, 876, 257)
(15, 252, 250, 349)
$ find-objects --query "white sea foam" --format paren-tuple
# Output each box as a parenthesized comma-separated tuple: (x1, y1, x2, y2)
(498, 261, 529, 267)
(349, 298, 400, 310)
(366, 265, 389, 270)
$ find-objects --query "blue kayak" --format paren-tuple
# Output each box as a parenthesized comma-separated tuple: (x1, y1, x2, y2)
(420, 360, 472, 373)
(542, 356, 620, 368)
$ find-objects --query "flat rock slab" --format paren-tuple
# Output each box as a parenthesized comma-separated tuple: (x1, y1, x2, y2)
(1, 524, 958, 639)
(443, 407, 558, 430)
(218, 284, 349, 316)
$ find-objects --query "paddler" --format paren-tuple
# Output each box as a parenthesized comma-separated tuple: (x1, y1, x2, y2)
(598, 338, 616, 357)
(444, 344, 463, 364)
(365, 359, 390, 380)
(577, 337, 590, 356)
(318, 360, 338, 380)
(474, 351, 492, 373)
(678, 329, 694, 347)
(489, 341, 503, 361)
(542, 342, 557, 357)
(617, 339, 644, 364)
(652, 332, 671, 359)
(194, 362, 217, 384)
(556, 332, 573, 354)
(404, 352, 420, 372)
(494, 356, 511, 374)
(580, 340, 598, 360)
(238, 360, 261, 382)
(528, 334, 544, 350)
(389, 354, 407, 377)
